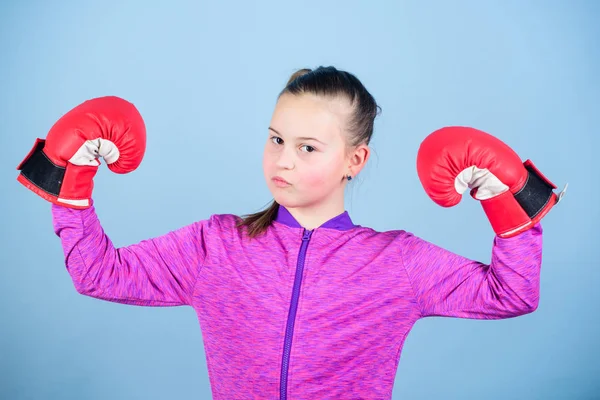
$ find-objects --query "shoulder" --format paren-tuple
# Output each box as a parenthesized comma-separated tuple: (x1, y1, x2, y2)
(342, 225, 420, 249)
(206, 212, 243, 225)
(199, 213, 244, 234)
(351, 224, 413, 239)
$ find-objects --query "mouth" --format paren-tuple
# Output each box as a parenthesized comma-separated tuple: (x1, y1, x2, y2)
(272, 176, 291, 187)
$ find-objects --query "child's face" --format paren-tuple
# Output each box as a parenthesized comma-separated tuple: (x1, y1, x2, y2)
(263, 92, 353, 210)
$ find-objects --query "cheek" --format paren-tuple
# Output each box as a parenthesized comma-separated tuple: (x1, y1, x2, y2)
(301, 159, 342, 187)
(262, 146, 274, 170)
(262, 151, 268, 171)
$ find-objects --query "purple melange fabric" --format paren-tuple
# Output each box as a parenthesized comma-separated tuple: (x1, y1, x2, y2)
(51, 201, 542, 399)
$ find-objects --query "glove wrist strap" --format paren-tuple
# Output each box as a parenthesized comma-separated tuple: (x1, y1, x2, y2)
(17, 139, 64, 197)
(481, 160, 559, 238)
(17, 139, 93, 208)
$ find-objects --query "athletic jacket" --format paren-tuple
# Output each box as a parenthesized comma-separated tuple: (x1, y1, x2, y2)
(51, 202, 542, 399)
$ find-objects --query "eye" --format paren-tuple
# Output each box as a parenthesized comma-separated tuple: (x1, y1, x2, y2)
(270, 136, 316, 153)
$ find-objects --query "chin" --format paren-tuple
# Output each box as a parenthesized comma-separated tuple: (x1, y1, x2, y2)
(271, 191, 304, 209)
(274, 193, 324, 211)
(272, 195, 299, 208)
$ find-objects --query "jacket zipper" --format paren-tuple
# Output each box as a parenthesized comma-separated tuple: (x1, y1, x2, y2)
(280, 228, 313, 400)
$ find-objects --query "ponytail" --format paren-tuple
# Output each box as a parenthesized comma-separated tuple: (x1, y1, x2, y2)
(236, 200, 279, 238)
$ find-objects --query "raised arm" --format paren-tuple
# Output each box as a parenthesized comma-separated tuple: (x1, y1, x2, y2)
(405, 126, 565, 317)
(401, 224, 543, 319)
(52, 203, 213, 307)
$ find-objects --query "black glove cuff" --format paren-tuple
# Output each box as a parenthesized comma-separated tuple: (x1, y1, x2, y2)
(18, 140, 65, 197)
(514, 162, 557, 219)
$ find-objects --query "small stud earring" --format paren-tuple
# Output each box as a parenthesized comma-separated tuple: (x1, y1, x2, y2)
(346, 175, 352, 181)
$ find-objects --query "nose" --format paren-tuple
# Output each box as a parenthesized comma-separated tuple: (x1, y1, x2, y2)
(275, 145, 295, 170)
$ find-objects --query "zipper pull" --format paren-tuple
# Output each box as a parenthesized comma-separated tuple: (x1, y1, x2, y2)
(302, 229, 313, 241)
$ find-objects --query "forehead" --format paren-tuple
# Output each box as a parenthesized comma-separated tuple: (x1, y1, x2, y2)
(270, 93, 351, 141)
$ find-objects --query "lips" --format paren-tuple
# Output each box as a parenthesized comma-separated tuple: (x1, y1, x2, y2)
(272, 176, 291, 186)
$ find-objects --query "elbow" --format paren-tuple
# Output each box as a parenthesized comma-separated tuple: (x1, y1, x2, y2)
(524, 297, 540, 314)
(519, 292, 540, 315)
(73, 282, 90, 296)
(516, 276, 541, 315)
(526, 281, 541, 313)
(72, 280, 96, 297)
(503, 285, 540, 317)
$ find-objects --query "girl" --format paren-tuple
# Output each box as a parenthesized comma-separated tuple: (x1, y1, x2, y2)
(17, 66, 556, 399)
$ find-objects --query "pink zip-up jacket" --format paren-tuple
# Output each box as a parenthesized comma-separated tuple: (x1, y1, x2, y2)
(51, 201, 542, 399)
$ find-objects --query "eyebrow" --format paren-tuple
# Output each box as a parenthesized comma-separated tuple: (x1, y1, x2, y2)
(268, 127, 325, 145)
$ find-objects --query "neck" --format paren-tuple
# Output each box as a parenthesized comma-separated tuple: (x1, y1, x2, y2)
(285, 196, 346, 230)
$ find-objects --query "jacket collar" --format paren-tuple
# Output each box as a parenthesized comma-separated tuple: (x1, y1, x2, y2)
(275, 204, 357, 231)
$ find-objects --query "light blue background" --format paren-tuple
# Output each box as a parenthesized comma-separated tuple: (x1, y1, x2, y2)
(1, 1, 598, 399)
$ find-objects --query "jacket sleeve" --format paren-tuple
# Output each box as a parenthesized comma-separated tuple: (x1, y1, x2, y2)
(400, 224, 543, 319)
(51, 202, 213, 307)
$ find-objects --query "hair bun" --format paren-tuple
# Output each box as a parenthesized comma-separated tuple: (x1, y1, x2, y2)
(286, 68, 312, 86)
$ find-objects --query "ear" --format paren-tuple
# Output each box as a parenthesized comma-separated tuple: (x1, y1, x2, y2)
(347, 144, 370, 177)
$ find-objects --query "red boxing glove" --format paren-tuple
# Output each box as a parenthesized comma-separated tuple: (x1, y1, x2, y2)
(416, 126, 566, 238)
(17, 96, 146, 209)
